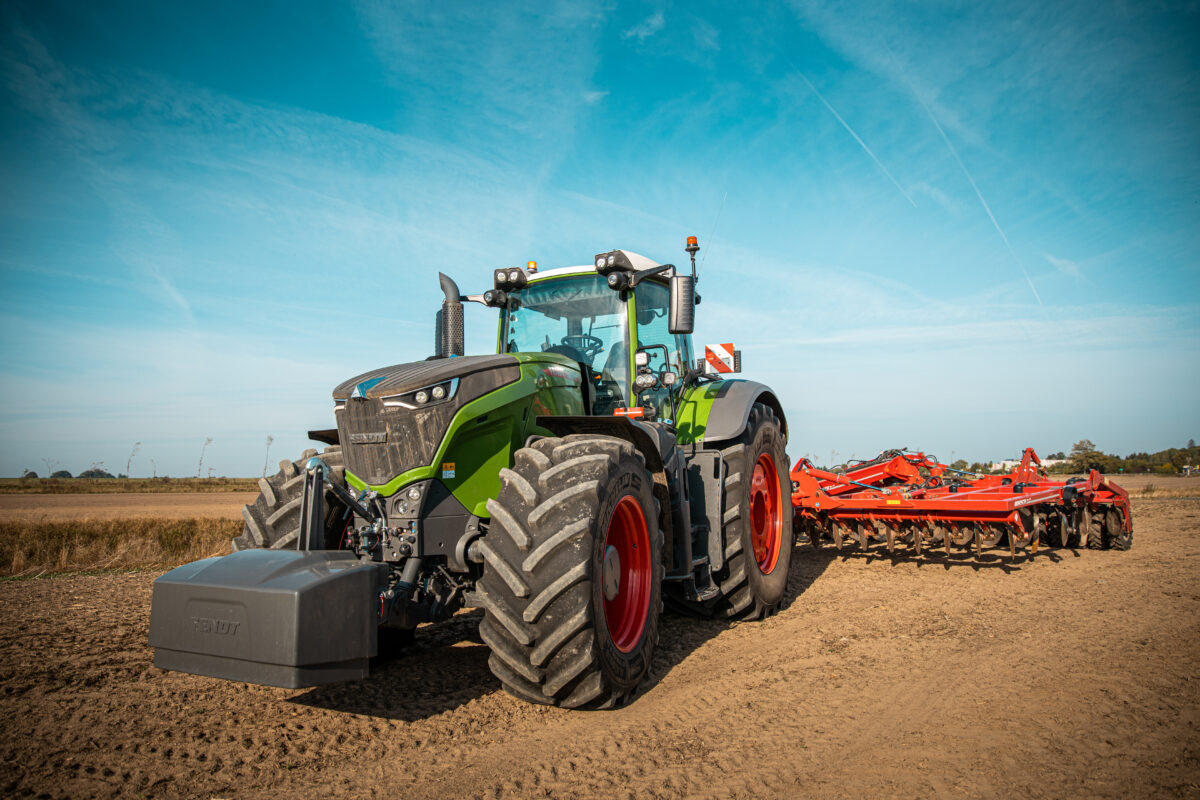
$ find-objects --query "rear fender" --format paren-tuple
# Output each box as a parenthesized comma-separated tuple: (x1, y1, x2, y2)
(677, 380, 788, 445)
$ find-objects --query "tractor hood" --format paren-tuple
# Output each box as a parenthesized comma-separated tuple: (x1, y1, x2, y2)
(332, 354, 519, 401)
(333, 355, 522, 488)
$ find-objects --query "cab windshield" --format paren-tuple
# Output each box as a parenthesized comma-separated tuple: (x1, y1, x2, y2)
(502, 275, 629, 412)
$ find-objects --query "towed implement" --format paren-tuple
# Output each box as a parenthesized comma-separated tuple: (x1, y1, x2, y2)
(791, 447, 1133, 559)
(149, 238, 794, 708)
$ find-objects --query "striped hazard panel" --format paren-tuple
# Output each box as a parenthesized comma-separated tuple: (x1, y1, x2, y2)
(703, 343, 741, 374)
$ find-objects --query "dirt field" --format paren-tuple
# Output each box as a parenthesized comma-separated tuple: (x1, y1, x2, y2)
(1, 497, 1197, 799)
(0, 492, 255, 522)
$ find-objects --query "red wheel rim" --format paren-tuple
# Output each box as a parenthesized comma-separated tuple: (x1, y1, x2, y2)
(602, 495, 652, 653)
(750, 453, 783, 574)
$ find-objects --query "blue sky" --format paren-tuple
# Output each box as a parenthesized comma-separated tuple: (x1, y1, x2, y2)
(1, 1, 1197, 477)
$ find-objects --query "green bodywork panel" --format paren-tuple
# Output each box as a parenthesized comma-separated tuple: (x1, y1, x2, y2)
(344, 352, 585, 517)
(674, 379, 734, 445)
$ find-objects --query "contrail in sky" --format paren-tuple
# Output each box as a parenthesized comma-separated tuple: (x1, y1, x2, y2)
(792, 69, 916, 208)
(915, 96, 1044, 307)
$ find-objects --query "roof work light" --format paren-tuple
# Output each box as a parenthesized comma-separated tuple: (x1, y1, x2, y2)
(493, 268, 528, 291)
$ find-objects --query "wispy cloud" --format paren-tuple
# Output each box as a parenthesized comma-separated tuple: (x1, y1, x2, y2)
(622, 11, 665, 42)
(1043, 252, 1083, 279)
(353, 0, 605, 174)
(790, 67, 916, 208)
(910, 181, 962, 217)
(691, 17, 719, 51)
(915, 95, 1043, 307)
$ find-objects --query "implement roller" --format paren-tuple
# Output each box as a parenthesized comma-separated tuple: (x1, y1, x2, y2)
(791, 448, 1133, 560)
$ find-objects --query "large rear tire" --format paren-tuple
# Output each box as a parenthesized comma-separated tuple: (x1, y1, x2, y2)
(233, 446, 349, 551)
(477, 434, 663, 708)
(710, 403, 793, 620)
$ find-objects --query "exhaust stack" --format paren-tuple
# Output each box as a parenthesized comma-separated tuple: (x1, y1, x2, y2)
(436, 273, 465, 358)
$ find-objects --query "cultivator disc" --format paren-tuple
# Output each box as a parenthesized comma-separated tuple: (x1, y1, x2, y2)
(791, 448, 1133, 561)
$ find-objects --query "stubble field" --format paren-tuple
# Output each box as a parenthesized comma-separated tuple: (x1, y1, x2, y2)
(0, 490, 1197, 798)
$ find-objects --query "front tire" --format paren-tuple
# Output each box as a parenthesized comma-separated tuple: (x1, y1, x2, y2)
(233, 446, 349, 551)
(477, 434, 663, 708)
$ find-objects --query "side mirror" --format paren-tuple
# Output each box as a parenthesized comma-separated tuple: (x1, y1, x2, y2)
(668, 275, 695, 334)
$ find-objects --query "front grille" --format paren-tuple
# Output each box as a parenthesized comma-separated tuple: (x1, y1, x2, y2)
(337, 397, 460, 486)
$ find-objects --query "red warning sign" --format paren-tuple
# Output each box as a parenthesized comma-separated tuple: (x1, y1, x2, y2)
(705, 343, 737, 374)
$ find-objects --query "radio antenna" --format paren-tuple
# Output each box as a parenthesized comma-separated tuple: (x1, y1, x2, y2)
(697, 190, 727, 279)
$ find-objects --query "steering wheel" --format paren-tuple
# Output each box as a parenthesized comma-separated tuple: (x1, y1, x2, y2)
(560, 334, 605, 361)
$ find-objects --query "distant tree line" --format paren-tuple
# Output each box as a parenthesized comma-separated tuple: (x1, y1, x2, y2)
(938, 439, 1196, 477)
(1044, 439, 1198, 475)
(22, 468, 122, 479)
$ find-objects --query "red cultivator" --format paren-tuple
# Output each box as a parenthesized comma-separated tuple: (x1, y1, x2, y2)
(791, 448, 1133, 559)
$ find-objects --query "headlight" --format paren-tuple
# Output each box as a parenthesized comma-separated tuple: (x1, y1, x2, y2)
(379, 379, 459, 408)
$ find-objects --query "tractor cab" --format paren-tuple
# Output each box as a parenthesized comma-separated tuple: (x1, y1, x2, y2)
(493, 252, 694, 420)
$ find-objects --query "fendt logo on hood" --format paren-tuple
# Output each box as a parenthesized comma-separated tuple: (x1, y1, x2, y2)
(191, 617, 241, 636)
(350, 431, 387, 444)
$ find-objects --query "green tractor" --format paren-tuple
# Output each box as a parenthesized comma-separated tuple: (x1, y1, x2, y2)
(149, 239, 792, 708)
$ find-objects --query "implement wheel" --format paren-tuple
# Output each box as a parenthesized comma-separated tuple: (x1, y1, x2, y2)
(1085, 508, 1107, 550)
(477, 435, 662, 708)
(1104, 507, 1133, 551)
(233, 446, 348, 551)
(710, 403, 793, 619)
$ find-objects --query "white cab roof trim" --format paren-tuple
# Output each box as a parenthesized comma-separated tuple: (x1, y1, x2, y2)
(527, 265, 595, 281)
(526, 252, 668, 283)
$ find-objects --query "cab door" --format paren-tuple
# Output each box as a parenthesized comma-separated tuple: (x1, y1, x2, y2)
(632, 280, 693, 423)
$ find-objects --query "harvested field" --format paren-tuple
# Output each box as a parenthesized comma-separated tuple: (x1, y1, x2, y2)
(0, 518, 239, 578)
(0, 478, 259, 495)
(1094, 474, 1200, 497)
(1, 497, 1197, 799)
(0, 492, 255, 523)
